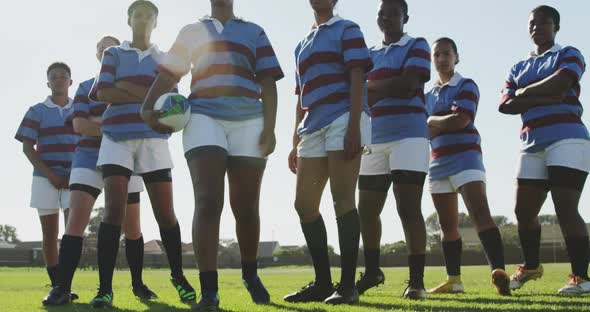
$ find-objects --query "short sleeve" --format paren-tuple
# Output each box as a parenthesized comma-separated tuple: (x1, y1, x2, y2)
(556, 47, 586, 82)
(402, 38, 431, 83)
(15, 107, 41, 143)
(341, 23, 373, 72)
(452, 79, 480, 121)
(254, 29, 284, 82)
(89, 47, 119, 101)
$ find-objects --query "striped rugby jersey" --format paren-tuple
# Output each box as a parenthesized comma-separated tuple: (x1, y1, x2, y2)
(500, 44, 589, 152)
(368, 34, 430, 144)
(158, 16, 284, 121)
(66, 78, 107, 170)
(15, 97, 79, 177)
(90, 41, 172, 141)
(294, 16, 372, 136)
(426, 73, 484, 180)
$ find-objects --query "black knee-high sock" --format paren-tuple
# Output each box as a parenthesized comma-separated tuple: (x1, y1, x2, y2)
(200, 271, 219, 293)
(97, 223, 122, 292)
(57, 235, 83, 291)
(125, 236, 144, 287)
(47, 265, 58, 287)
(564, 236, 590, 279)
(364, 248, 380, 275)
(301, 215, 332, 286)
(408, 254, 425, 288)
(241, 260, 258, 281)
(518, 227, 541, 269)
(442, 239, 462, 276)
(159, 222, 183, 279)
(478, 228, 505, 271)
(337, 210, 360, 288)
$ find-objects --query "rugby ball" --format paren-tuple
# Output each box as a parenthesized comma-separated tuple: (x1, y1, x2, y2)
(153, 93, 191, 132)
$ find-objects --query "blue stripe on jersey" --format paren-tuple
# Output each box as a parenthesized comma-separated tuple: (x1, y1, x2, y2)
(369, 35, 430, 144)
(295, 17, 372, 136)
(500, 45, 589, 152)
(90, 43, 171, 141)
(158, 18, 284, 121)
(15, 99, 79, 177)
(426, 75, 485, 180)
(68, 78, 108, 170)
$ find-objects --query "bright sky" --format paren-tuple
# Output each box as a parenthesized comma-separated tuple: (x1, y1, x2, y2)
(2, 0, 590, 252)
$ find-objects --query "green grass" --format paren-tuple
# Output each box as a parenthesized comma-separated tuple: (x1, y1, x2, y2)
(0, 264, 588, 311)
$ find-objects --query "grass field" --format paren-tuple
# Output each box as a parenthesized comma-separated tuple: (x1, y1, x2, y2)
(0, 264, 588, 311)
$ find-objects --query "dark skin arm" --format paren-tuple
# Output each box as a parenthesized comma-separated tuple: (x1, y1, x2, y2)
(141, 72, 177, 134)
(22, 141, 68, 189)
(115, 81, 150, 100)
(344, 67, 365, 160)
(499, 72, 575, 115)
(288, 96, 305, 174)
(368, 72, 421, 98)
(427, 112, 471, 139)
(259, 77, 278, 157)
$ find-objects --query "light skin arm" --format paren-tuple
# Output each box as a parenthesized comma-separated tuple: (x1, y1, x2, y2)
(427, 112, 471, 139)
(72, 117, 101, 136)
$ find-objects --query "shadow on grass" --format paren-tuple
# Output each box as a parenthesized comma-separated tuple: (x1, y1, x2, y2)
(43, 299, 191, 312)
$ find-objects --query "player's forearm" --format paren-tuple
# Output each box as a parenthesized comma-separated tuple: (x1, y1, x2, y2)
(517, 72, 573, 98)
(292, 97, 305, 149)
(142, 73, 178, 114)
(428, 113, 471, 132)
(22, 143, 58, 180)
(499, 96, 563, 115)
(368, 75, 419, 98)
(97, 88, 143, 104)
(259, 78, 278, 132)
(73, 117, 102, 136)
(348, 67, 364, 129)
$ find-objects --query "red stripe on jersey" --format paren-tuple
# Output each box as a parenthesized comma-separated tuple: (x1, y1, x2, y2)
(191, 64, 255, 85)
(256, 46, 276, 59)
(431, 143, 481, 159)
(256, 67, 284, 81)
(78, 139, 101, 148)
(14, 134, 36, 143)
(116, 75, 155, 87)
(299, 52, 342, 76)
(303, 92, 349, 110)
(559, 56, 585, 69)
(342, 38, 367, 50)
(100, 65, 116, 75)
(37, 144, 77, 153)
(368, 68, 402, 80)
(431, 128, 480, 139)
(102, 113, 144, 125)
(455, 90, 479, 103)
(345, 59, 372, 70)
(521, 114, 584, 135)
(40, 126, 76, 136)
(73, 95, 89, 104)
(406, 49, 430, 61)
(21, 118, 40, 129)
(301, 73, 347, 96)
(194, 41, 256, 68)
